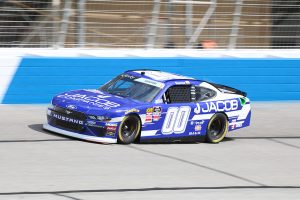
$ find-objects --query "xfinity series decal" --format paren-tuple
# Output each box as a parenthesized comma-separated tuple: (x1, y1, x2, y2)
(57, 93, 120, 110)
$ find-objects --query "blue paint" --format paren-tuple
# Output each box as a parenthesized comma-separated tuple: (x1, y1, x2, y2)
(3, 57, 300, 103)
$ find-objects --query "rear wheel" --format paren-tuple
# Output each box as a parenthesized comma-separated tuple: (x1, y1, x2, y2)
(118, 115, 141, 144)
(206, 113, 228, 143)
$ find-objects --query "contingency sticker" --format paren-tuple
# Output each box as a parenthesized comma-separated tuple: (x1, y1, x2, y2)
(145, 107, 153, 123)
(153, 106, 162, 121)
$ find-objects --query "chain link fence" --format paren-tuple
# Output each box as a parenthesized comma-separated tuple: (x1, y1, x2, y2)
(0, 0, 299, 48)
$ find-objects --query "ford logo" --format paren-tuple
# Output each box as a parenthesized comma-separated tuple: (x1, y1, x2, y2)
(65, 110, 72, 115)
(67, 105, 77, 110)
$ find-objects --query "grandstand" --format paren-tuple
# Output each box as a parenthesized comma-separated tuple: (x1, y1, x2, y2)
(0, 0, 299, 48)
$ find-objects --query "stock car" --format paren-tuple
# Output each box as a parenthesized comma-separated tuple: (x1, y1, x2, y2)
(43, 69, 251, 144)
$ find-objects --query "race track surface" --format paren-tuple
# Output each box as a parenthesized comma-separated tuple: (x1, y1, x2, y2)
(0, 103, 300, 200)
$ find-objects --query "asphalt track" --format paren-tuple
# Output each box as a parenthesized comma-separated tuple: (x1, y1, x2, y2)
(0, 103, 300, 200)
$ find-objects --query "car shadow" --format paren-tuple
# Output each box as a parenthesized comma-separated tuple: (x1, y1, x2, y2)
(28, 124, 76, 141)
(223, 137, 235, 142)
(27, 124, 113, 145)
(137, 136, 235, 145)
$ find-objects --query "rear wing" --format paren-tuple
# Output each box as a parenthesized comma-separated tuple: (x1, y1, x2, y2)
(208, 82, 247, 97)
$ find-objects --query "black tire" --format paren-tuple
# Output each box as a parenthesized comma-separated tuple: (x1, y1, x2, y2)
(118, 115, 141, 144)
(206, 113, 228, 143)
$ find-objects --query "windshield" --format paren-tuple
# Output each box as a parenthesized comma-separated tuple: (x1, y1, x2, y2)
(99, 74, 162, 102)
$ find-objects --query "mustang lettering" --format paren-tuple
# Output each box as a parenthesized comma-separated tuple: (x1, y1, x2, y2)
(51, 113, 84, 125)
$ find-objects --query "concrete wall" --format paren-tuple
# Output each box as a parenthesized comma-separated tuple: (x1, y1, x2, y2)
(1, 49, 300, 103)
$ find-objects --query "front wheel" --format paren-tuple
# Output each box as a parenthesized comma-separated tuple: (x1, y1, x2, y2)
(118, 115, 141, 144)
(206, 113, 228, 143)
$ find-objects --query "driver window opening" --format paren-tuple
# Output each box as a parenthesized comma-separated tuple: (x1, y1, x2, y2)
(163, 85, 191, 104)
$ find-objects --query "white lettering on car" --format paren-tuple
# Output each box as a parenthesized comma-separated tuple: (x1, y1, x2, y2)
(57, 93, 120, 110)
(195, 99, 239, 114)
(52, 113, 84, 125)
(162, 106, 191, 135)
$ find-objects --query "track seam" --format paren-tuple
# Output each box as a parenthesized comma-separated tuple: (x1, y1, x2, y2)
(1, 186, 300, 195)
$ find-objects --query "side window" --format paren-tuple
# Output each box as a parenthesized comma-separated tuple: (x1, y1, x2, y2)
(195, 86, 216, 101)
(163, 85, 191, 103)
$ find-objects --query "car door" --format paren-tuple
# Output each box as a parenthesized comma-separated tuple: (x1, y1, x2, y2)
(156, 84, 198, 139)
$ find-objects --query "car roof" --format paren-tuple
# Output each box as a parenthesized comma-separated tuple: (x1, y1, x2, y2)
(126, 69, 195, 83)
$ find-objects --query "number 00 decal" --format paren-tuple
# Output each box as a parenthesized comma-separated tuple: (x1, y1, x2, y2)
(162, 106, 191, 135)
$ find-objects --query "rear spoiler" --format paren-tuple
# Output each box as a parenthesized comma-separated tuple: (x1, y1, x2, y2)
(207, 82, 247, 97)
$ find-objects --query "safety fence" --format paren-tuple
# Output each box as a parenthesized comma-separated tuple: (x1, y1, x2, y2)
(1, 0, 300, 48)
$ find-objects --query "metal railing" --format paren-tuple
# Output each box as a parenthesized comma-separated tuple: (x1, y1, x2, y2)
(0, 0, 299, 48)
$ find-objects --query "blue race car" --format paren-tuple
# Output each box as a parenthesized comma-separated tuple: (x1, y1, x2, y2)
(43, 70, 251, 144)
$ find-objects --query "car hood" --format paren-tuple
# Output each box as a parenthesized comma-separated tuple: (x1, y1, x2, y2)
(52, 89, 143, 116)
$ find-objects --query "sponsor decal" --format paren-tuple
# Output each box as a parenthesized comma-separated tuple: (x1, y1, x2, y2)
(239, 97, 247, 106)
(175, 81, 190, 85)
(194, 99, 239, 114)
(57, 93, 120, 110)
(121, 74, 136, 79)
(145, 108, 153, 123)
(66, 105, 77, 110)
(231, 119, 236, 129)
(52, 113, 83, 125)
(236, 123, 243, 128)
(231, 120, 244, 129)
(190, 120, 204, 125)
(86, 120, 104, 128)
(189, 131, 201, 135)
(152, 106, 162, 121)
(106, 123, 118, 136)
(105, 122, 118, 127)
(125, 108, 140, 115)
(195, 125, 202, 131)
(145, 113, 152, 123)
(135, 78, 165, 89)
(146, 108, 153, 113)
(106, 126, 117, 132)
(106, 132, 116, 137)
(87, 120, 96, 125)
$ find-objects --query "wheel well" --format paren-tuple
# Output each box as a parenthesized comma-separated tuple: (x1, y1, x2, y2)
(217, 112, 229, 121)
(126, 113, 142, 123)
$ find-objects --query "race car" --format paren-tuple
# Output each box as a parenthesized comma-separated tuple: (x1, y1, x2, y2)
(43, 69, 251, 144)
